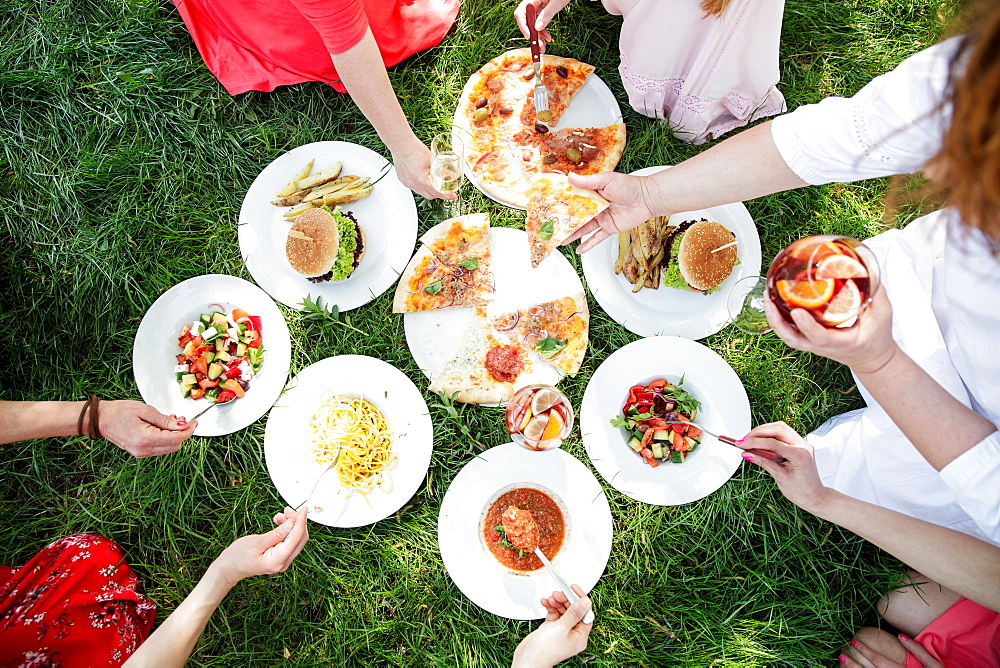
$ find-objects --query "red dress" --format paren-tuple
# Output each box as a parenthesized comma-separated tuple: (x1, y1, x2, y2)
(172, 0, 460, 95)
(0, 535, 156, 667)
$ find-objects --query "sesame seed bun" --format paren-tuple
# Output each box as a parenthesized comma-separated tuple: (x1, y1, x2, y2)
(675, 221, 738, 292)
(287, 207, 340, 278)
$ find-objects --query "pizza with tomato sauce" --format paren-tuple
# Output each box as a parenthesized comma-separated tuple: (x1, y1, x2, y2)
(392, 215, 494, 313)
(526, 174, 610, 267)
(429, 307, 533, 404)
(491, 292, 589, 376)
(455, 49, 625, 209)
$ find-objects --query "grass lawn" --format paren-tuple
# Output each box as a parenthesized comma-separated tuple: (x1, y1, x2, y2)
(0, 0, 958, 664)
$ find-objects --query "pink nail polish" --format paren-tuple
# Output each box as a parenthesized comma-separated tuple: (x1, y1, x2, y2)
(899, 634, 909, 641)
(736, 437, 745, 444)
(850, 641, 857, 648)
(177, 419, 187, 427)
(839, 656, 846, 664)
(742, 453, 754, 462)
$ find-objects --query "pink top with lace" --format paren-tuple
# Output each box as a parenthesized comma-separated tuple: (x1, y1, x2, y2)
(602, 0, 786, 144)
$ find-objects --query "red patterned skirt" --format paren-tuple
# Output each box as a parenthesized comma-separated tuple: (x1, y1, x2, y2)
(0, 535, 156, 667)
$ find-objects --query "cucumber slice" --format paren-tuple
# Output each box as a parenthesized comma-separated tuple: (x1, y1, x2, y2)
(627, 436, 643, 452)
(671, 450, 684, 464)
(181, 374, 197, 385)
(653, 430, 670, 441)
(214, 338, 225, 352)
(200, 313, 212, 326)
(215, 350, 231, 362)
(203, 351, 215, 364)
(207, 362, 225, 381)
(651, 442, 664, 460)
(180, 383, 195, 398)
(205, 387, 221, 400)
(235, 342, 247, 357)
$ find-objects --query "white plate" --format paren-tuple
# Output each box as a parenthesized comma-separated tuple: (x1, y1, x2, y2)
(580, 336, 750, 506)
(580, 166, 762, 339)
(456, 73, 623, 210)
(238, 141, 417, 311)
(438, 443, 613, 619)
(133, 274, 291, 437)
(404, 227, 585, 403)
(263, 355, 433, 528)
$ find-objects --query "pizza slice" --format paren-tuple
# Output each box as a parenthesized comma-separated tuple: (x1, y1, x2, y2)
(420, 214, 491, 268)
(535, 123, 626, 176)
(519, 54, 595, 127)
(492, 292, 589, 376)
(429, 307, 533, 404)
(525, 173, 610, 267)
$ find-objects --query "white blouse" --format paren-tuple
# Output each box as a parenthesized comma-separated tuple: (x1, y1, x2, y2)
(769, 38, 1000, 545)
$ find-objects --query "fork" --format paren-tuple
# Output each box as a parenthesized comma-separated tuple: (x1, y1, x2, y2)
(533, 547, 596, 624)
(659, 420, 786, 463)
(525, 4, 551, 119)
(294, 445, 343, 512)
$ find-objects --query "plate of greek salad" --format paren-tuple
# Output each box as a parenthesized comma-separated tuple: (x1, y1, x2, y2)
(133, 274, 292, 436)
(580, 336, 750, 505)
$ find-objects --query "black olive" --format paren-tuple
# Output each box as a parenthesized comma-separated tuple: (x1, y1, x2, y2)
(556, 66, 569, 78)
(534, 123, 549, 134)
(542, 154, 558, 165)
(475, 97, 488, 109)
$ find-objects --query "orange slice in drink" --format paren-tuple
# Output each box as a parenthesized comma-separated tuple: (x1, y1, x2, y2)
(540, 410, 565, 441)
(816, 254, 867, 279)
(775, 278, 835, 309)
(820, 280, 863, 325)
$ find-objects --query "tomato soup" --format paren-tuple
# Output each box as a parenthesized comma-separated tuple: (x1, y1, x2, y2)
(483, 487, 565, 572)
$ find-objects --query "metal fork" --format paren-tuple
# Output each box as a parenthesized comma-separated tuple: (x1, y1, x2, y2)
(534, 548, 596, 624)
(525, 4, 551, 118)
(659, 420, 786, 463)
(294, 445, 342, 512)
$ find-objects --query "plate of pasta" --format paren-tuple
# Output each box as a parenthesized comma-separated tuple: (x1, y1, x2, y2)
(263, 355, 434, 527)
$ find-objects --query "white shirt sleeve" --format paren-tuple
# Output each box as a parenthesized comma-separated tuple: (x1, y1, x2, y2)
(770, 38, 960, 185)
(939, 430, 1000, 544)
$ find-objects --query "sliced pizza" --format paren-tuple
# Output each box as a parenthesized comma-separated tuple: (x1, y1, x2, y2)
(429, 307, 532, 404)
(392, 215, 494, 313)
(492, 292, 589, 376)
(525, 174, 610, 267)
(518, 54, 595, 127)
(535, 124, 626, 176)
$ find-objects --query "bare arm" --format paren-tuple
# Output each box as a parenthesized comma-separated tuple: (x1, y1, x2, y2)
(124, 508, 308, 668)
(566, 122, 809, 252)
(330, 29, 450, 200)
(0, 399, 195, 457)
(742, 422, 1000, 613)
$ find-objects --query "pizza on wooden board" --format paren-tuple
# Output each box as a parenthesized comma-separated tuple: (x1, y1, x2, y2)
(526, 174, 610, 267)
(392, 214, 493, 313)
(429, 307, 533, 404)
(491, 292, 589, 376)
(455, 49, 625, 208)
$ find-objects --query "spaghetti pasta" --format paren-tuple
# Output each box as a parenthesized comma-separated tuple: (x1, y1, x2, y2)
(310, 394, 396, 501)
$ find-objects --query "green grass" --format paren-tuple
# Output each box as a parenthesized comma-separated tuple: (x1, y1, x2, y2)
(0, 0, 957, 664)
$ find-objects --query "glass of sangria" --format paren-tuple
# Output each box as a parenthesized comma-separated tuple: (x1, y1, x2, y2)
(728, 235, 880, 334)
(504, 385, 574, 451)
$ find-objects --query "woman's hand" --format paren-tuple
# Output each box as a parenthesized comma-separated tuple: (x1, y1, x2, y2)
(562, 172, 660, 253)
(391, 140, 455, 201)
(100, 400, 196, 458)
(514, 0, 573, 51)
(740, 422, 832, 515)
(211, 507, 309, 588)
(512, 585, 592, 668)
(842, 635, 943, 668)
(764, 288, 899, 374)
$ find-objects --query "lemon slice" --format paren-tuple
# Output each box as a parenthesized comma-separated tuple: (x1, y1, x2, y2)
(531, 388, 562, 415)
(522, 414, 550, 442)
(821, 280, 863, 324)
(816, 254, 867, 279)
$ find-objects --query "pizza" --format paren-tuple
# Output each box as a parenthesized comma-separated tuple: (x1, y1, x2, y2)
(392, 214, 494, 313)
(429, 307, 533, 404)
(526, 174, 610, 267)
(455, 49, 625, 209)
(491, 292, 589, 376)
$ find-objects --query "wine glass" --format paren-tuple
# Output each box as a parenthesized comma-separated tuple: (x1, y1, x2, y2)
(504, 385, 574, 451)
(728, 235, 881, 334)
(431, 132, 464, 215)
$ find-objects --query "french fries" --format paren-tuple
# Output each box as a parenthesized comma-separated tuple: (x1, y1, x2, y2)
(270, 160, 374, 212)
(615, 216, 674, 293)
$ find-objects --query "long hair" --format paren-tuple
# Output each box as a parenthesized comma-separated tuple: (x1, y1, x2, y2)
(934, 2, 1000, 241)
(700, 0, 732, 18)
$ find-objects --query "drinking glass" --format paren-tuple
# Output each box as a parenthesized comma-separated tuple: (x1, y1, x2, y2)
(728, 235, 881, 334)
(431, 132, 464, 214)
(504, 385, 574, 451)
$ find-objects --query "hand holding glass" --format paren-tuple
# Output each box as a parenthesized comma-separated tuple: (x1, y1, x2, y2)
(430, 133, 464, 194)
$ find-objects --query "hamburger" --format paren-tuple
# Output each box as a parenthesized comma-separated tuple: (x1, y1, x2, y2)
(286, 206, 365, 283)
(662, 219, 738, 294)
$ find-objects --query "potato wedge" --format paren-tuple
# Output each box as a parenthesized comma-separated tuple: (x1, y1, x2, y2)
(295, 162, 343, 190)
(323, 185, 373, 206)
(276, 160, 315, 198)
(271, 188, 310, 207)
(303, 176, 368, 203)
(282, 202, 316, 219)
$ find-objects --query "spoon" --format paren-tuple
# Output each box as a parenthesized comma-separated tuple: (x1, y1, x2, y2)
(659, 420, 785, 463)
(533, 548, 595, 625)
